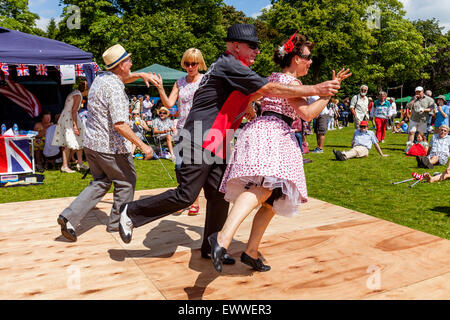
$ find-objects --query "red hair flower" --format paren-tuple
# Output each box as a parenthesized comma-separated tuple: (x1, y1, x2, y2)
(284, 31, 298, 53)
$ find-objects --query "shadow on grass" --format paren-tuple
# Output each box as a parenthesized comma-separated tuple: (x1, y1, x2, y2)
(430, 206, 450, 216)
(324, 145, 350, 148)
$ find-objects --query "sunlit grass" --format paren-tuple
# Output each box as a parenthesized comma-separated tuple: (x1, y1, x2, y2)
(0, 124, 448, 239)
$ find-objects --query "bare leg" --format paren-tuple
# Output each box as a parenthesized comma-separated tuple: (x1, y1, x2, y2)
(425, 171, 450, 183)
(244, 203, 275, 259)
(76, 149, 84, 165)
(61, 147, 71, 169)
(166, 135, 174, 156)
(217, 186, 272, 250)
(317, 134, 325, 149)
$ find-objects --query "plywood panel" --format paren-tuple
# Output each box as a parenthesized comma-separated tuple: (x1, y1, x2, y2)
(0, 188, 448, 300)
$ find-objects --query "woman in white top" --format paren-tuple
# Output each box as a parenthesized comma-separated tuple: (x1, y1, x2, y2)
(52, 80, 89, 173)
(153, 48, 207, 216)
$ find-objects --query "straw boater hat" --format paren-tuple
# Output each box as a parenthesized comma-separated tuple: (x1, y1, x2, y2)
(159, 107, 170, 114)
(102, 44, 131, 70)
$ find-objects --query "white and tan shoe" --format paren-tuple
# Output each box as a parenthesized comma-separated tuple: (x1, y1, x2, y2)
(60, 166, 75, 173)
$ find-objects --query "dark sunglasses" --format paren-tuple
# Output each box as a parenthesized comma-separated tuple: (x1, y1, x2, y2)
(159, 112, 168, 115)
(184, 62, 198, 68)
(360, 126, 367, 128)
(240, 42, 258, 50)
(298, 53, 312, 60)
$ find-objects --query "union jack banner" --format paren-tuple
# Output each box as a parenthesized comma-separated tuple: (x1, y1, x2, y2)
(0, 80, 41, 118)
(16, 64, 30, 77)
(0, 137, 33, 174)
(75, 64, 85, 77)
(0, 62, 9, 76)
(36, 64, 48, 76)
(93, 62, 100, 73)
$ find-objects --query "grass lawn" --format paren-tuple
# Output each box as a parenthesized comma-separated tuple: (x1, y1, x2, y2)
(0, 125, 448, 239)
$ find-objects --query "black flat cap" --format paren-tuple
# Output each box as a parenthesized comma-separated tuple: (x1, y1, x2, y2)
(224, 24, 259, 43)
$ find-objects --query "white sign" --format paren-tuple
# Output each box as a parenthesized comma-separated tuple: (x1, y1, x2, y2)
(60, 65, 76, 85)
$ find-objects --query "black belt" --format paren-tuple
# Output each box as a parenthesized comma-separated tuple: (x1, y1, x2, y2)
(262, 111, 294, 127)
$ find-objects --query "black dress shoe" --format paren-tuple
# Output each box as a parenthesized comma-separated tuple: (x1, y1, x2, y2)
(240, 252, 271, 272)
(201, 251, 236, 265)
(57, 215, 77, 242)
(208, 232, 226, 273)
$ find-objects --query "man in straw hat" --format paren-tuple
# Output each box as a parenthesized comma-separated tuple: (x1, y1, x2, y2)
(119, 24, 349, 264)
(57, 44, 159, 242)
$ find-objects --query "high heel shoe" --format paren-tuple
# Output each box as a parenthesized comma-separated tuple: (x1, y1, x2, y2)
(208, 232, 226, 273)
(240, 252, 271, 272)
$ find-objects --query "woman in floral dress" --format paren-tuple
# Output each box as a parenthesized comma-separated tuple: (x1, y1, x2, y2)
(208, 33, 351, 273)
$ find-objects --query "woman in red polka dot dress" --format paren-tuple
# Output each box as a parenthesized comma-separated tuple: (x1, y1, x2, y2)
(208, 32, 351, 273)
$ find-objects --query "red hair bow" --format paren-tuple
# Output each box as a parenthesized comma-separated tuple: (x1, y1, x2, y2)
(284, 31, 298, 53)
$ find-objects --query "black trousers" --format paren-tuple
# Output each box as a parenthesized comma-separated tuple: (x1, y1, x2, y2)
(127, 160, 229, 254)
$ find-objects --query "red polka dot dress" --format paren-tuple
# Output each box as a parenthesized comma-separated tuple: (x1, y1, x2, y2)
(220, 73, 308, 217)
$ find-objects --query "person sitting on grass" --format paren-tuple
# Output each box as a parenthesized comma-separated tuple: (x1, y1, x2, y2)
(333, 120, 388, 161)
(416, 125, 450, 169)
(405, 131, 428, 156)
(392, 120, 403, 133)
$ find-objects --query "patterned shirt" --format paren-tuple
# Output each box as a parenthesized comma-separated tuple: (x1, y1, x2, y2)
(370, 99, 391, 119)
(84, 72, 131, 154)
(176, 74, 203, 129)
(429, 133, 450, 156)
(152, 117, 174, 138)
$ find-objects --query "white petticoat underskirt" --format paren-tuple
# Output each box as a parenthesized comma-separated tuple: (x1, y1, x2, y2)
(224, 175, 306, 218)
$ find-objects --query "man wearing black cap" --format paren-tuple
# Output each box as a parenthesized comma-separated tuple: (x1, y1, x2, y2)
(119, 24, 342, 263)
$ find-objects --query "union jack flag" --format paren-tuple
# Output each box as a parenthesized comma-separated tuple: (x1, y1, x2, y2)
(16, 64, 30, 77)
(36, 64, 48, 76)
(0, 137, 33, 174)
(93, 62, 100, 73)
(75, 64, 85, 77)
(0, 62, 9, 76)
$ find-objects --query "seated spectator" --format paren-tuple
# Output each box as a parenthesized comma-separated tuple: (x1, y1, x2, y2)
(43, 114, 62, 169)
(401, 120, 408, 133)
(152, 107, 176, 161)
(129, 111, 153, 156)
(405, 131, 428, 156)
(416, 125, 450, 169)
(33, 110, 54, 172)
(392, 120, 403, 133)
(333, 121, 388, 161)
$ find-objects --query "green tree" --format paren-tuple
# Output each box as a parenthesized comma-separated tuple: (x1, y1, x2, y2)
(412, 18, 450, 93)
(46, 18, 58, 39)
(55, 0, 229, 70)
(256, 0, 433, 99)
(0, 0, 41, 34)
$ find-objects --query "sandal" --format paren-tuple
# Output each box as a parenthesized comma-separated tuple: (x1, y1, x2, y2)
(60, 166, 75, 173)
(188, 205, 200, 216)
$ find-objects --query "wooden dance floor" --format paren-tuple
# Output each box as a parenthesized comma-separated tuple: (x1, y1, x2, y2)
(0, 188, 449, 300)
